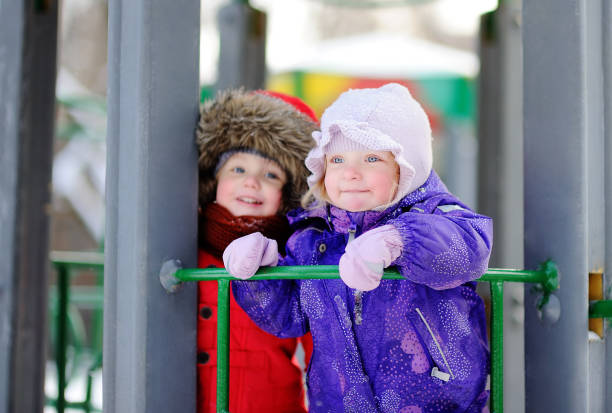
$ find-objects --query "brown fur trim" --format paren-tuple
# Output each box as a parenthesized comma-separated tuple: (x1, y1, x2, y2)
(196, 89, 317, 214)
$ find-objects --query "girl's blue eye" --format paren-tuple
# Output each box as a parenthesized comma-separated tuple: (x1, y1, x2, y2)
(331, 157, 344, 164)
(265, 172, 280, 180)
(367, 156, 380, 162)
(232, 167, 245, 173)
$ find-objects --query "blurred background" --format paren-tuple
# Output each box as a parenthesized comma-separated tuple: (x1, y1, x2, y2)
(52, 0, 498, 251)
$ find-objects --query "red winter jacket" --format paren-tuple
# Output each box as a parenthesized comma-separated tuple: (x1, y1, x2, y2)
(197, 249, 312, 413)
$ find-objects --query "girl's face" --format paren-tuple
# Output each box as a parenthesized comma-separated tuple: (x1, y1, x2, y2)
(215, 152, 287, 217)
(324, 150, 399, 212)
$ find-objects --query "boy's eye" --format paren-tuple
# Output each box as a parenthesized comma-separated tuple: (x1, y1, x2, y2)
(366, 156, 380, 162)
(330, 157, 344, 164)
(232, 166, 245, 173)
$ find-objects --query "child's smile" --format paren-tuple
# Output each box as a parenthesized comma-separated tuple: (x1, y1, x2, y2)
(236, 196, 263, 205)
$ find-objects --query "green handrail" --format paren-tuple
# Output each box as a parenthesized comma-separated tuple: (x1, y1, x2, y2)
(589, 300, 612, 318)
(50, 252, 104, 413)
(167, 260, 559, 413)
(48, 251, 572, 413)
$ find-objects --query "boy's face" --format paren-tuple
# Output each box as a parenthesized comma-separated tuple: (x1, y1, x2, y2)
(215, 152, 287, 217)
(324, 150, 399, 212)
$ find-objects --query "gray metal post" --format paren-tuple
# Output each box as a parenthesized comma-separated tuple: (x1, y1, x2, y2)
(104, 1, 199, 412)
(477, 3, 525, 412)
(0, 1, 58, 413)
(478, 1, 523, 269)
(523, 0, 607, 411)
(604, 1, 612, 410)
(216, 1, 266, 91)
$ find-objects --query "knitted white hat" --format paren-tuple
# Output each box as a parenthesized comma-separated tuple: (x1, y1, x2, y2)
(305, 83, 433, 207)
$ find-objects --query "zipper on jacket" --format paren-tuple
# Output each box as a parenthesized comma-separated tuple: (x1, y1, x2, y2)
(353, 290, 363, 325)
(415, 307, 454, 381)
(345, 222, 363, 324)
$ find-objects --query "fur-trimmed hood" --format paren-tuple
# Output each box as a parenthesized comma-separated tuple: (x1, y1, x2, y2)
(196, 89, 317, 214)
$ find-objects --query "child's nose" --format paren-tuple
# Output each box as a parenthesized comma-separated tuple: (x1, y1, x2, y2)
(243, 174, 261, 189)
(343, 166, 361, 180)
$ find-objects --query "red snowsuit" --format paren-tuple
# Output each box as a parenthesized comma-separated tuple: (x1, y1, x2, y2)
(197, 249, 312, 413)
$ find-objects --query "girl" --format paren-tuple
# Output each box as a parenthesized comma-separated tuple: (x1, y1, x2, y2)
(223, 83, 493, 412)
(196, 89, 316, 413)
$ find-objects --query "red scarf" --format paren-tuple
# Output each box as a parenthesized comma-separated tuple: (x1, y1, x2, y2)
(199, 203, 291, 259)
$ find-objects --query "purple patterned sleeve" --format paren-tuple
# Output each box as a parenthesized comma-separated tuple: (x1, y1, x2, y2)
(231, 278, 309, 338)
(231, 233, 310, 338)
(389, 204, 493, 290)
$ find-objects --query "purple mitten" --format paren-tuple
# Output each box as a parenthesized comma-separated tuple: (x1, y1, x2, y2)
(223, 232, 279, 280)
(338, 224, 403, 291)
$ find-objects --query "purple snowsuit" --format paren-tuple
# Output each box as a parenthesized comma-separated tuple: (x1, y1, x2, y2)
(232, 171, 493, 413)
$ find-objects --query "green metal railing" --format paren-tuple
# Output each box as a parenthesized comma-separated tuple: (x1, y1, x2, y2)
(589, 299, 612, 319)
(163, 260, 561, 413)
(49, 253, 612, 413)
(49, 251, 104, 413)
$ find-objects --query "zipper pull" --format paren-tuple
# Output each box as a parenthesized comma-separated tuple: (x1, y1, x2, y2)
(347, 224, 357, 245)
(431, 366, 450, 382)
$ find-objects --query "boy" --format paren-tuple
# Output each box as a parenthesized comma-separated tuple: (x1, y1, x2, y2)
(195, 89, 317, 412)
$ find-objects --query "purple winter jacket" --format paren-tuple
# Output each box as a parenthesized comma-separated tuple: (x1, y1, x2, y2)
(232, 171, 493, 413)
